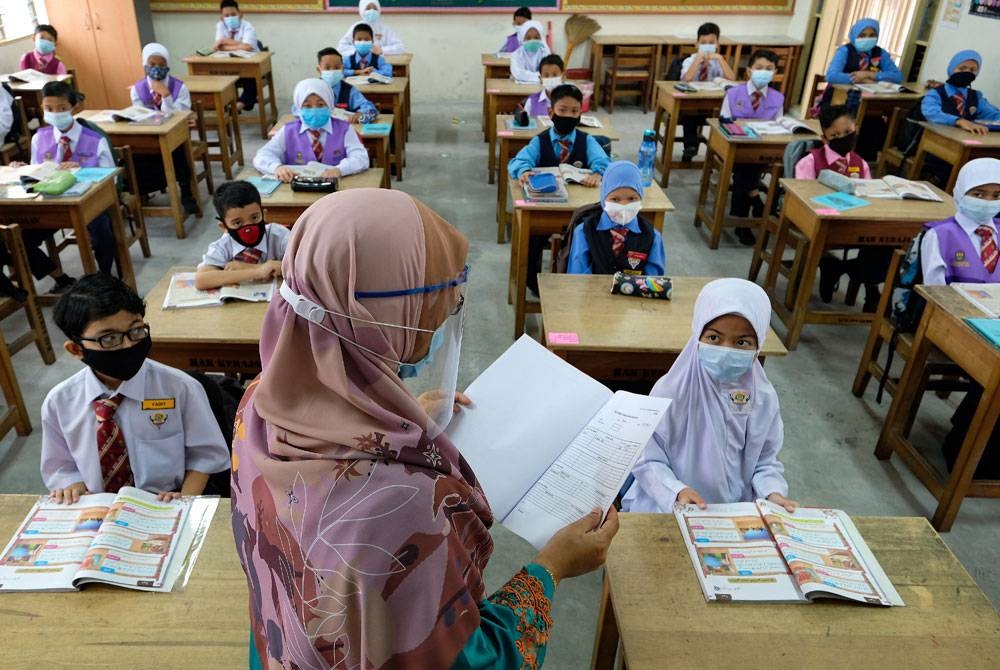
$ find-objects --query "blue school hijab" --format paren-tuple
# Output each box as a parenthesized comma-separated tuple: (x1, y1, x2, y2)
(600, 160, 644, 228)
(849, 18, 880, 43)
(949, 49, 982, 74)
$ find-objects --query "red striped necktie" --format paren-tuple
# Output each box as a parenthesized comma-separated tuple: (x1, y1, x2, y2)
(751, 91, 762, 111)
(976, 226, 998, 273)
(234, 247, 264, 264)
(952, 93, 965, 117)
(858, 53, 870, 70)
(309, 129, 324, 160)
(94, 394, 134, 493)
(58, 136, 72, 162)
(556, 139, 571, 163)
(610, 226, 628, 256)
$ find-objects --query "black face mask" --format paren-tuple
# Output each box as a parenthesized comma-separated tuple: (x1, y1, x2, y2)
(227, 221, 266, 248)
(947, 71, 976, 89)
(81, 336, 152, 382)
(828, 132, 857, 158)
(551, 114, 580, 135)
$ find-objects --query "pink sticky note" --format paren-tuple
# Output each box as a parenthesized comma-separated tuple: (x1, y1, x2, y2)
(861, 93, 873, 99)
(497, 130, 514, 137)
(964, 139, 984, 145)
(514, 199, 535, 207)
(486, 88, 500, 93)
(815, 208, 841, 216)
(673, 91, 687, 97)
(548, 332, 580, 345)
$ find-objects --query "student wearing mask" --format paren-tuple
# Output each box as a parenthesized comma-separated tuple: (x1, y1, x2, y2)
(679, 22, 736, 163)
(213, 0, 261, 111)
(337, 0, 406, 56)
(342, 23, 394, 78)
(921, 49, 1000, 136)
(19, 24, 67, 75)
(315, 46, 378, 123)
(521, 54, 565, 116)
(510, 20, 551, 84)
(500, 6, 532, 54)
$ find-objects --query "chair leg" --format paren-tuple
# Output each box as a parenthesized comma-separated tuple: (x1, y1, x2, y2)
(844, 278, 861, 306)
(203, 154, 215, 194)
(0, 331, 31, 436)
(23, 294, 55, 365)
(43, 235, 63, 274)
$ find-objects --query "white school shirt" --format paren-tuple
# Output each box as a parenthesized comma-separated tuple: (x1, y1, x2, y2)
(252, 120, 369, 177)
(30, 121, 114, 167)
(510, 43, 551, 84)
(0, 85, 12, 140)
(920, 212, 1000, 286)
(336, 21, 406, 56)
(719, 81, 781, 120)
(199, 222, 290, 269)
(214, 18, 259, 51)
(40, 360, 230, 494)
(129, 76, 192, 113)
(681, 53, 725, 81)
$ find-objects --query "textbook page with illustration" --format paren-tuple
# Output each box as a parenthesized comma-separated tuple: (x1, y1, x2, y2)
(162, 272, 276, 309)
(745, 116, 814, 135)
(953, 283, 1000, 317)
(446, 335, 670, 549)
(0, 487, 218, 593)
(675, 500, 904, 606)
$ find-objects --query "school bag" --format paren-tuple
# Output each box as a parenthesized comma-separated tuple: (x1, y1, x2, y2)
(554, 202, 656, 274)
(875, 231, 927, 403)
(2, 83, 23, 146)
(184, 370, 247, 497)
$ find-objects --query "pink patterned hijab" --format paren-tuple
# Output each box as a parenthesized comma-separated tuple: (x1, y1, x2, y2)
(231, 188, 494, 668)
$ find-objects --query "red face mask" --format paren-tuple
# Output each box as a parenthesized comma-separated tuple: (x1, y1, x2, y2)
(227, 222, 265, 248)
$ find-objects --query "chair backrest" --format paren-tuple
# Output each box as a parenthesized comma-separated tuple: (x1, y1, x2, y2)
(191, 100, 209, 147)
(665, 56, 684, 81)
(554, 201, 603, 273)
(612, 45, 656, 71)
(783, 138, 823, 178)
(0, 224, 37, 300)
(113, 145, 142, 201)
(805, 73, 827, 117)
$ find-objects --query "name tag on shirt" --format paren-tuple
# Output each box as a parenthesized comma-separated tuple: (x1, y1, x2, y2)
(142, 398, 176, 411)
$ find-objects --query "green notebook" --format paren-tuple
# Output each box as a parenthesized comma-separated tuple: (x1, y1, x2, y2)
(965, 318, 1000, 349)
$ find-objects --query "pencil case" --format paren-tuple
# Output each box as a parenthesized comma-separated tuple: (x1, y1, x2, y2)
(290, 176, 338, 193)
(610, 272, 673, 300)
(527, 172, 558, 193)
(29, 171, 77, 195)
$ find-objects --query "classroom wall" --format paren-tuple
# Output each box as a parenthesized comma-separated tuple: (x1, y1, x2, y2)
(920, 1, 1000, 96)
(150, 4, 815, 107)
(0, 36, 33, 75)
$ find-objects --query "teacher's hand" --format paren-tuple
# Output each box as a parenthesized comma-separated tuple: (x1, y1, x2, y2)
(417, 390, 472, 418)
(533, 507, 620, 584)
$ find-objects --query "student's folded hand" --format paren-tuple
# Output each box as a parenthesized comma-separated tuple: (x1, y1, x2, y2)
(766, 492, 799, 512)
(518, 171, 532, 186)
(275, 167, 296, 183)
(157, 491, 182, 502)
(677, 486, 707, 509)
(252, 265, 276, 282)
(956, 119, 989, 135)
(349, 113, 362, 124)
(359, 67, 374, 76)
(320, 168, 342, 180)
(57, 161, 79, 171)
(51, 482, 88, 505)
(582, 173, 601, 188)
(224, 260, 256, 271)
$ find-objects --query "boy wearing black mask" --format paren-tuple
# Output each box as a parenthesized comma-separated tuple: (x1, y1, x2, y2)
(41, 274, 229, 504)
(508, 84, 609, 293)
(195, 181, 288, 290)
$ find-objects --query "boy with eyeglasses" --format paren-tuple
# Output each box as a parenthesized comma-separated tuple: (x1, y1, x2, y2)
(41, 274, 229, 504)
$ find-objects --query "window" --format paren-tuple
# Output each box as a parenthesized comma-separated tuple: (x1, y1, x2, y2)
(0, 0, 44, 44)
(836, 0, 918, 61)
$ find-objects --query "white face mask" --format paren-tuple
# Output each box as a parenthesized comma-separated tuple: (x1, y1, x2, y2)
(44, 110, 74, 131)
(698, 43, 717, 54)
(959, 195, 1000, 223)
(604, 200, 642, 226)
(541, 76, 563, 92)
(697, 342, 757, 382)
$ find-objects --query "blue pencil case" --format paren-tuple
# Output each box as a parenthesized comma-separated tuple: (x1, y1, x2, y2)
(527, 172, 558, 193)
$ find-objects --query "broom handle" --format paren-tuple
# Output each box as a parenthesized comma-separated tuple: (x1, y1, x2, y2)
(565, 42, 576, 65)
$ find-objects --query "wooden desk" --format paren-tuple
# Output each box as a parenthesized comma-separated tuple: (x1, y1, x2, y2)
(539, 274, 786, 383)
(146, 266, 265, 373)
(183, 52, 279, 140)
(727, 35, 804, 106)
(495, 114, 620, 243)
(0, 495, 249, 668)
(352, 77, 408, 181)
(829, 83, 925, 140)
(590, 513, 1000, 670)
(652, 81, 725, 187)
(589, 35, 669, 111)
(1, 73, 73, 120)
(185, 75, 245, 180)
(482, 54, 512, 135)
(760, 179, 954, 349)
(0, 172, 135, 289)
(79, 110, 201, 240)
(875, 285, 1000, 531)
(909, 122, 1000, 193)
(485, 78, 541, 184)
(384, 54, 412, 136)
(694, 118, 821, 249)
(269, 113, 393, 189)
(236, 167, 384, 227)
(508, 181, 674, 337)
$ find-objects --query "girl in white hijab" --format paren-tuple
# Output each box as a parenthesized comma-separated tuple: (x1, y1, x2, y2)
(336, 0, 406, 56)
(622, 278, 797, 512)
(510, 20, 552, 84)
(130, 43, 190, 113)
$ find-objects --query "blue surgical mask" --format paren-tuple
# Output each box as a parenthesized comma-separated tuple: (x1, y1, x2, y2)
(354, 41, 373, 57)
(363, 9, 380, 24)
(398, 324, 445, 379)
(750, 69, 774, 89)
(854, 37, 877, 53)
(299, 106, 332, 130)
(43, 110, 74, 131)
(698, 43, 717, 55)
(959, 195, 1000, 224)
(697, 343, 757, 382)
(320, 69, 344, 87)
(522, 39, 543, 54)
(35, 38, 55, 55)
(145, 65, 170, 81)
(224, 15, 241, 30)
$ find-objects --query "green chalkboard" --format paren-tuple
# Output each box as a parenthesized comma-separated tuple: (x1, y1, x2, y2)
(327, 0, 559, 10)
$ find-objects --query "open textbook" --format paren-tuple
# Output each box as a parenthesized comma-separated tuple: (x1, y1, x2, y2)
(4, 68, 55, 84)
(818, 171, 943, 202)
(521, 165, 594, 203)
(446, 335, 671, 549)
(745, 116, 814, 135)
(953, 282, 1000, 318)
(0, 487, 218, 592)
(162, 272, 275, 309)
(676, 500, 904, 606)
(88, 106, 169, 125)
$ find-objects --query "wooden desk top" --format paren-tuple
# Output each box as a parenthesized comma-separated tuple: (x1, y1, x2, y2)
(0, 494, 248, 668)
(725, 34, 804, 46)
(917, 121, 1000, 146)
(269, 113, 394, 139)
(780, 179, 956, 220)
(183, 74, 240, 93)
(353, 76, 408, 96)
(384, 53, 413, 66)
(145, 266, 266, 345)
(606, 513, 1000, 669)
(655, 81, 727, 100)
(486, 78, 541, 95)
(496, 114, 621, 142)
(830, 81, 927, 98)
(539, 275, 786, 357)
(482, 53, 513, 66)
(706, 117, 822, 144)
(77, 109, 193, 136)
(0, 169, 120, 207)
(509, 178, 674, 213)
(917, 284, 991, 321)
(1, 73, 72, 91)
(183, 52, 271, 65)
(237, 167, 385, 208)
(590, 34, 677, 45)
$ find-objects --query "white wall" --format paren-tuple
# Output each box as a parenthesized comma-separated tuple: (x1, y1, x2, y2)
(0, 36, 34, 75)
(151, 6, 813, 106)
(920, 1, 1000, 98)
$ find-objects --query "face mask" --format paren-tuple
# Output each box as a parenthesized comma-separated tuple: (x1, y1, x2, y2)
(300, 106, 331, 129)
(827, 132, 857, 157)
(604, 201, 642, 226)
(363, 9, 380, 23)
(959, 195, 1000, 223)
(697, 342, 757, 383)
(522, 39, 543, 54)
(145, 65, 169, 81)
(43, 110, 74, 131)
(854, 37, 877, 53)
(35, 38, 55, 55)
(224, 16, 241, 30)
(227, 221, 266, 248)
(320, 69, 344, 87)
(398, 324, 445, 379)
(551, 113, 579, 135)
(81, 336, 152, 382)
(541, 76, 563, 92)
(698, 43, 717, 54)
(750, 69, 773, 89)
(947, 71, 976, 88)
(354, 41, 373, 57)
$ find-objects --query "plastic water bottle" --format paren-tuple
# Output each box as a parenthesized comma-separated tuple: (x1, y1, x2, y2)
(637, 129, 656, 187)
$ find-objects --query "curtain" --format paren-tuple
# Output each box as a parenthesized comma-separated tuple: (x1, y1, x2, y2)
(837, 0, 918, 60)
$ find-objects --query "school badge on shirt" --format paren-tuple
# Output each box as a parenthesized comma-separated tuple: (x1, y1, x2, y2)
(953, 250, 970, 267)
(727, 389, 752, 414)
(626, 250, 647, 271)
(149, 412, 169, 429)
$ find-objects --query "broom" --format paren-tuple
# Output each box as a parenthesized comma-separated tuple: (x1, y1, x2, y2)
(564, 14, 601, 66)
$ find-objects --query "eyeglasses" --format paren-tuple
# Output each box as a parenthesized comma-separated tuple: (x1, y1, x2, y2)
(77, 324, 150, 349)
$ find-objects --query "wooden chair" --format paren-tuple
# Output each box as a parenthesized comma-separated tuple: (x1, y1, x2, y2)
(804, 74, 827, 118)
(190, 100, 215, 196)
(876, 106, 914, 178)
(602, 45, 656, 113)
(0, 97, 31, 164)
